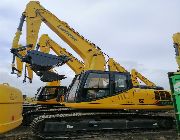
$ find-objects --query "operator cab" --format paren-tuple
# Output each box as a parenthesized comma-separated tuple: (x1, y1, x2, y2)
(36, 86, 67, 102)
(66, 70, 133, 103)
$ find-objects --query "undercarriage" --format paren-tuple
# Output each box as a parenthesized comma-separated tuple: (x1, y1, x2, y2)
(27, 108, 175, 139)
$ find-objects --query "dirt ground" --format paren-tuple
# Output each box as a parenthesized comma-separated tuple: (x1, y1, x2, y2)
(0, 126, 179, 140)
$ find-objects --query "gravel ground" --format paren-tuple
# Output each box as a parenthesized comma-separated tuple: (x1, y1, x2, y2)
(0, 126, 179, 140)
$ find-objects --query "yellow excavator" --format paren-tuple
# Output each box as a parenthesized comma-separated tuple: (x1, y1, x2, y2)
(0, 83, 23, 134)
(11, 1, 174, 137)
(34, 34, 85, 105)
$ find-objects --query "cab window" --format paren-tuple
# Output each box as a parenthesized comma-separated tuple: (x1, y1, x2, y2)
(84, 73, 109, 100)
(115, 74, 127, 92)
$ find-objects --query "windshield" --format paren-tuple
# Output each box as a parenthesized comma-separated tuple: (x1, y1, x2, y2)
(84, 73, 110, 100)
(66, 75, 80, 102)
(84, 73, 109, 88)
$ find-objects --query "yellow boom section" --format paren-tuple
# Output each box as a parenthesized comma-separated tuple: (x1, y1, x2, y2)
(131, 69, 156, 87)
(25, 1, 105, 70)
(38, 34, 84, 87)
(38, 34, 84, 75)
(173, 32, 180, 70)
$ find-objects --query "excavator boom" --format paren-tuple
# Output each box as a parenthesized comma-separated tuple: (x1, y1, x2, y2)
(12, 1, 105, 81)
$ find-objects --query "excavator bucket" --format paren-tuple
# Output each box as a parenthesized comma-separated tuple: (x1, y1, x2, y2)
(23, 50, 69, 71)
(11, 48, 69, 82)
(11, 48, 69, 72)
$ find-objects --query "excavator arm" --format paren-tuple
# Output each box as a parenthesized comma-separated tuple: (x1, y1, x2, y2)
(38, 34, 84, 75)
(37, 34, 84, 87)
(11, 15, 30, 79)
(130, 69, 156, 87)
(12, 1, 105, 81)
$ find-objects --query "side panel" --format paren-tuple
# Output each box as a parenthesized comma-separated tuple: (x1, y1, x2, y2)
(65, 88, 173, 110)
(66, 71, 172, 110)
(0, 104, 23, 134)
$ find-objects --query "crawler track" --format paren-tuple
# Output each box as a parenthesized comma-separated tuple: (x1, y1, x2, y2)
(22, 105, 71, 126)
(30, 111, 175, 139)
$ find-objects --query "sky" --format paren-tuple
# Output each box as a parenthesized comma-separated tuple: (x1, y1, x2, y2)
(0, 0, 180, 96)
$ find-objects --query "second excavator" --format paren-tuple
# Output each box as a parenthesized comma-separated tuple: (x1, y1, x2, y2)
(34, 34, 85, 105)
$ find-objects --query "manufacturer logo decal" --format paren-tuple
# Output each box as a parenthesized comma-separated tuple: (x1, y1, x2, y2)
(57, 25, 77, 41)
